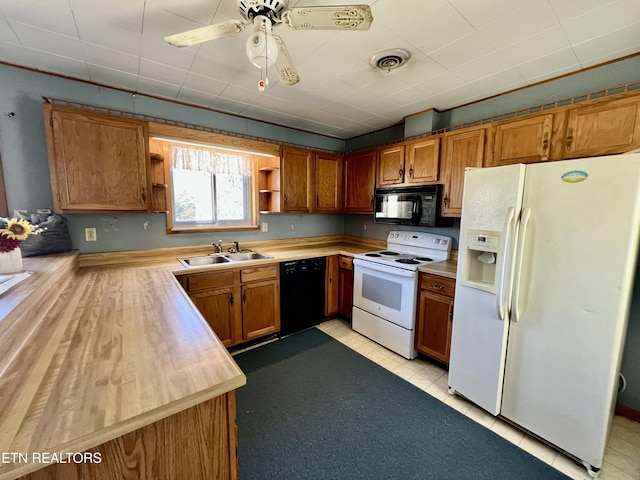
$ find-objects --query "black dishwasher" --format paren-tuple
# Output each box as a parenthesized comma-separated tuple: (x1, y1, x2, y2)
(280, 257, 326, 336)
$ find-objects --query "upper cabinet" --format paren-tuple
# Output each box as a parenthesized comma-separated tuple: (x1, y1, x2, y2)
(561, 95, 640, 159)
(315, 153, 343, 213)
(344, 150, 377, 213)
(486, 113, 553, 167)
(440, 126, 487, 217)
(377, 144, 405, 186)
(281, 147, 313, 213)
(43, 103, 150, 212)
(376, 137, 439, 187)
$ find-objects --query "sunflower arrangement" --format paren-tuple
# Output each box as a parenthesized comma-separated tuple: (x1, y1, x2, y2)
(0, 218, 35, 253)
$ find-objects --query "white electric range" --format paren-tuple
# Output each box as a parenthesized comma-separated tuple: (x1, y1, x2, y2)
(352, 231, 453, 359)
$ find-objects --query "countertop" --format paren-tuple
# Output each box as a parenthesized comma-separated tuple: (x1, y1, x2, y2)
(0, 235, 457, 479)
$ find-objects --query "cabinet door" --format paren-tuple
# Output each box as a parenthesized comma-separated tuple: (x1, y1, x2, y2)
(315, 153, 343, 212)
(441, 126, 486, 217)
(281, 147, 313, 212)
(344, 150, 376, 213)
(562, 96, 640, 158)
(325, 255, 339, 316)
(377, 145, 405, 186)
(190, 287, 237, 347)
(415, 290, 454, 364)
(44, 104, 150, 212)
(488, 114, 553, 167)
(406, 137, 440, 184)
(242, 279, 280, 340)
(338, 267, 354, 319)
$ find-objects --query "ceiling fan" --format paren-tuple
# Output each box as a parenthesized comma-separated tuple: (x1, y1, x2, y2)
(165, 0, 373, 91)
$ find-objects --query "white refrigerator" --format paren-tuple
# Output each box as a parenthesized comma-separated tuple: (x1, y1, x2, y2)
(448, 153, 640, 476)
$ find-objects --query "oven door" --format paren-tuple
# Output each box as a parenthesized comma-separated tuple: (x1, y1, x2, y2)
(352, 259, 418, 329)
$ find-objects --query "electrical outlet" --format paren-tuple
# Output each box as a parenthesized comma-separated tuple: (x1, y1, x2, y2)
(261, 222, 268, 233)
(85, 228, 97, 242)
(290, 222, 295, 231)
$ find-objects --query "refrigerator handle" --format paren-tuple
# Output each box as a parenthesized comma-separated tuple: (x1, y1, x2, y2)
(511, 208, 532, 323)
(496, 207, 516, 320)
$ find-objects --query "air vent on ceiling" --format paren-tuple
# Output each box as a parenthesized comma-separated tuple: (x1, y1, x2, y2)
(370, 48, 410, 72)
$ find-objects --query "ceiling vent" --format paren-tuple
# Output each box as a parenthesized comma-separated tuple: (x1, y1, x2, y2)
(370, 48, 410, 72)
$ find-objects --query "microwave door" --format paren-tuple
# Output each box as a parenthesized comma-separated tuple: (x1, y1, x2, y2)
(375, 193, 419, 224)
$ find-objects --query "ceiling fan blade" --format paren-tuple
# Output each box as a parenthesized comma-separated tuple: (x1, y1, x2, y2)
(164, 19, 246, 47)
(282, 5, 373, 31)
(272, 35, 300, 86)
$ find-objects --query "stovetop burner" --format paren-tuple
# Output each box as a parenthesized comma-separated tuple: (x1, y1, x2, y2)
(365, 253, 381, 257)
(396, 258, 420, 265)
(379, 251, 399, 256)
(415, 257, 433, 262)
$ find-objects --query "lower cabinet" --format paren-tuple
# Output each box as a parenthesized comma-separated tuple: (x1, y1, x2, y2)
(179, 265, 280, 347)
(415, 273, 456, 365)
(337, 255, 354, 319)
(325, 255, 340, 316)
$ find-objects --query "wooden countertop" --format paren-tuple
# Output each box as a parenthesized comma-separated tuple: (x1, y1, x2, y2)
(0, 253, 245, 480)
(0, 235, 455, 479)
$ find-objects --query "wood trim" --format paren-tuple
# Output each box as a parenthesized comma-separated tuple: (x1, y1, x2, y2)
(615, 402, 640, 423)
(0, 149, 7, 217)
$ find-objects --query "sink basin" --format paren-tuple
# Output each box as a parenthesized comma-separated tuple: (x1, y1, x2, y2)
(225, 252, 273, 261)
(178, 255, 230, 267)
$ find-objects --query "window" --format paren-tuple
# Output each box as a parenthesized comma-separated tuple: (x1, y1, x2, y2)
(165, 139, 261, 232)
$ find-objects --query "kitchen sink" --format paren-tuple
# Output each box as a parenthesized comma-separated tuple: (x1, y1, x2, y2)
(178, 255, 230, 267)
(225, 252, 273, 261)
(178, 251, 273, 268)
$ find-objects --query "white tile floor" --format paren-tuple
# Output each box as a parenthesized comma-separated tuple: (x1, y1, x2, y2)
(316, 318, 640, 480)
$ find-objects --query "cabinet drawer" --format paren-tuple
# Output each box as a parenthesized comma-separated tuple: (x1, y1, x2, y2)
(185, 270, 235, 293)
(241, 264, 278, 283)
(338, 255, 353, 271)
(419, 273, 455, 297)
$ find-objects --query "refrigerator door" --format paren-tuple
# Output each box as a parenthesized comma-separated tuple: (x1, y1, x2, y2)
(448, 164, 525, 415)
(501, 154, 640, 469)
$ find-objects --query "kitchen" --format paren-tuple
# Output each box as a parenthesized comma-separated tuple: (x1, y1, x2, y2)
(1, 1, 640, 479)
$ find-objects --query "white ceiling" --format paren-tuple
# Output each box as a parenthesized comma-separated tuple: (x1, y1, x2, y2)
(0, 0, 639, 139)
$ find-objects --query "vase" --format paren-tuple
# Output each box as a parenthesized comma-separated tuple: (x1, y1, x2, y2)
(0, 248, 23, 274)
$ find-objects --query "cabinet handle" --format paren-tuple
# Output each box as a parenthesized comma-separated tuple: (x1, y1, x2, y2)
(316, 195, 319, 207)
(409, 166, 414, 177)
(542, 132, 549, 153)
(329, 274, 333, 285)
(141, 188, 146, 203)
(284, 194, 288, 205)
(432, 283, 444, 290)
(370, 195, 374, 206)
(449, 304, 454, 321)
(443, 194, 448, 207)
(399, 168, 403, 179)
(230, 293, 234, 305)
(243, 291, 247, 303)
(566, 128, 573, 150)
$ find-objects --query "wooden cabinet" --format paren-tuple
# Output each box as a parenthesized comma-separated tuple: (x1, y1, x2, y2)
(405, 137, 440, 184)
(315, 153, 343, 212)
(179, 265, 279, 347)
(487, 113, 553, 167)
(325, 255, 339, 316)
(561, 95, 640, 158)
(239, 264, 280, 341)
(337, 255, 354, 319)
(377, 138, 439, 187)
(43, 103, 151, 212)
(281, 147, 313, 212)
(440, 126, 487, 217)
(377, 144, 405, 186)
(415, 273, 456, 365)
(344, 150, 377, 213)
(258, 156, 281, 213)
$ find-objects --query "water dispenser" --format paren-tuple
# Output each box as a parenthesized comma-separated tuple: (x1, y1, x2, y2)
(462, 230, 501, 293)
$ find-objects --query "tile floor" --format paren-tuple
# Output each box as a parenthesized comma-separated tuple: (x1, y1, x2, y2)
(316, 318, 640, 480)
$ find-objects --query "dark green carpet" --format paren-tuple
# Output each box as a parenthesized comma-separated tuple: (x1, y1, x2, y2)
(234, 328, 570, 480)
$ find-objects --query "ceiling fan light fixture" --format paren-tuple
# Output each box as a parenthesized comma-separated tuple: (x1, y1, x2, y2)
(370, 48, 411, 73)
(246, 30, 279, 68)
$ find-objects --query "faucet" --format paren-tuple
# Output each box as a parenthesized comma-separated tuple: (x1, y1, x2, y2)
(229, 241, 240, 253)
(212, 240, 223, 253)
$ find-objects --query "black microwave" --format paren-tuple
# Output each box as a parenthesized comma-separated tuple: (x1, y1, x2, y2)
(373, 185, 452, 227)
